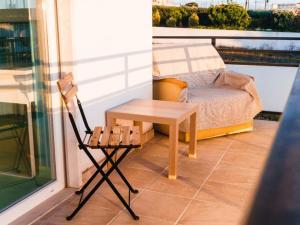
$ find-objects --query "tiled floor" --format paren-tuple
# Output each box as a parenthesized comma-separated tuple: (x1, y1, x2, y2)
(33, 120, 278, 225)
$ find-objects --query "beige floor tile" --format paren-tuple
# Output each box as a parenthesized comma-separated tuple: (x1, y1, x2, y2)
(175, 160, 216, 182)
(124, 154, 168, 173)
(33, 199, 116, 225)
(221, 148, 268, 170)
(178, 199, 241, 225)
(229, 140, 270, 155)
(148, 173, 201, 198)
(130, 190, 190, 222)
(197, 137, 233, 150)
(228, 131, 274, 149)
(109, 213, 173, 225)
(190, 146, 227, 164)
(254, 120, 279, 130)
(195, 181, 251, 208)
(208, 164, 259, 187)
(108, 167, 159, 189)
(138, 142, 170, 158)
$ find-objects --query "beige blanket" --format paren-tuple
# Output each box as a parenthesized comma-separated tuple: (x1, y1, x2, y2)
(214, 70, 263, 112)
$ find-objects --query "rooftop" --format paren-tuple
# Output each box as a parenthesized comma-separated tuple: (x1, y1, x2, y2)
(33, 120, 278, 225)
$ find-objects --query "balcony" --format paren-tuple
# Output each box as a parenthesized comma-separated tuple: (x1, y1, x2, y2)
(6, 32, 300, 225)
(31, 120, 278, 225)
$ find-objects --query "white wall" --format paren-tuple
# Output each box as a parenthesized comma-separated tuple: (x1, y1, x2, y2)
(69, 0, 152, 176)
(227, 65, 297, 112)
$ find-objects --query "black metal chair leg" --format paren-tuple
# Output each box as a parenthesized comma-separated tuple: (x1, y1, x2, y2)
(100, 147, 139, 194)
(67, 147, 139, 221)
(75, 148, 118, 195)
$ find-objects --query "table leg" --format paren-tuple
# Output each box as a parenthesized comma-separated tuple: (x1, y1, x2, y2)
(189, 112, 197, 158)
(168, 123, 179, 180)
(134, 121, 143, 148)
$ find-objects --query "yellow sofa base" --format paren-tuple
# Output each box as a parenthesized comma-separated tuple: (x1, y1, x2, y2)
(154, 120, 254, 142)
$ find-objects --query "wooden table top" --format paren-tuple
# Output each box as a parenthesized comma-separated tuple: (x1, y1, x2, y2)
(107, 99, 198, 125)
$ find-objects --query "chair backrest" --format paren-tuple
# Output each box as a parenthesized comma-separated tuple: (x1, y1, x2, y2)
(57, 73, 92, 147)
(153, 43, 226, 88)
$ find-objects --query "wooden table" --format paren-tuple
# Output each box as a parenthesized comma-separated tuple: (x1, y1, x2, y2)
(106, 99, 198, 179)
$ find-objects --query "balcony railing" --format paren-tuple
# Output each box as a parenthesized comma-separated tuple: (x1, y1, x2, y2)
(244, 66, 300, 225)
(152, 36, 300, 67)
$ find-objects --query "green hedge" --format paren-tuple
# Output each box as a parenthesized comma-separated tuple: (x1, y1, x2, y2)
(153, 5, 300, 32)
(248, 10, 273, 30)
(152, 6, 207, 27)
(208, 4, 251, 29)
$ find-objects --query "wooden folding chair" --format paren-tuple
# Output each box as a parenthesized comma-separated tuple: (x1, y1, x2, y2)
(57, 73, 140, 220)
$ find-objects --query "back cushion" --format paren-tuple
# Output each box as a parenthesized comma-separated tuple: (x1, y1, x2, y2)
(153, 43, 226, 88)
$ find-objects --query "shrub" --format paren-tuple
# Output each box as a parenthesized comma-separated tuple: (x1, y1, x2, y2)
(153, 6, 182, 27)
(152, 6, 169, 26)
(294, 15, 300, 32)
(166, 17, 177, 27)
(272, 10, 295, 31)
(208, 4, 251, 29)
(152, 9, 161, 26)
(179, 6, 192, 27)
(168, 7, 182, 26)
(248, 10, 273, 30)
(152, 5, 299, 32)
(189, 13, 199, 27)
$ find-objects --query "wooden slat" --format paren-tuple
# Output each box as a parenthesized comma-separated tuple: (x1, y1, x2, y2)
(120, 126, 130, 145)
(109, 127, 121, 146)
(63, 85, 77, 103)
(89, 127, 102, 147)
(131, 126, 141, 146)
(100, 126, 111, 146)
(57, 73, 73, 92)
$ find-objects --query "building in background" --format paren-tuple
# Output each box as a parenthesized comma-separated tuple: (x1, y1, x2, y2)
(152, 0, 177, 6)
(272, 3, 300, 12)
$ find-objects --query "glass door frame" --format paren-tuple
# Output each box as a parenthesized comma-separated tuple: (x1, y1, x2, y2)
(0, 0, 66, 223)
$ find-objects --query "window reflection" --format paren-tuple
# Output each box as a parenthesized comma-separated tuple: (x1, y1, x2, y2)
(0, 0, 55, 212)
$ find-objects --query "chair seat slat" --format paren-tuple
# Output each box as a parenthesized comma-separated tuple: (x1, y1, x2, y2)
(121, 126, 130, 145)
(131, 126, 141, 146)
(109, 127, 121, 146)
(89, 127, 102, 147)
(100, 126, 111, 146)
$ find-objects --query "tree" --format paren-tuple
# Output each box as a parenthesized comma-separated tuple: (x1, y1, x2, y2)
(166, 17, 177, 27)
(188, 13, 199, 27)
(208, 3, 251, 29)
(185, 2, 199, 8)
(152, 9, 161, 26)
(272, 10, 295, 31)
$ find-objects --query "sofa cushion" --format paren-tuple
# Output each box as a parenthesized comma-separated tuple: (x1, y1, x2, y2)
(179, 87, 258, 131)
(153, 43, 226, 88)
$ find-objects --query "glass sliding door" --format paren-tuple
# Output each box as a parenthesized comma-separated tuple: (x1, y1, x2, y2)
(0, 0, 56, 212)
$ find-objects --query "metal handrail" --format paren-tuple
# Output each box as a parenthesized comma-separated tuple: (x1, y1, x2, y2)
(152, 35, 300, 67)
(152, 36, 300, 40)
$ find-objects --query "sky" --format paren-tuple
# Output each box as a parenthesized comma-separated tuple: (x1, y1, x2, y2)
(172, 0, 300, 9)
